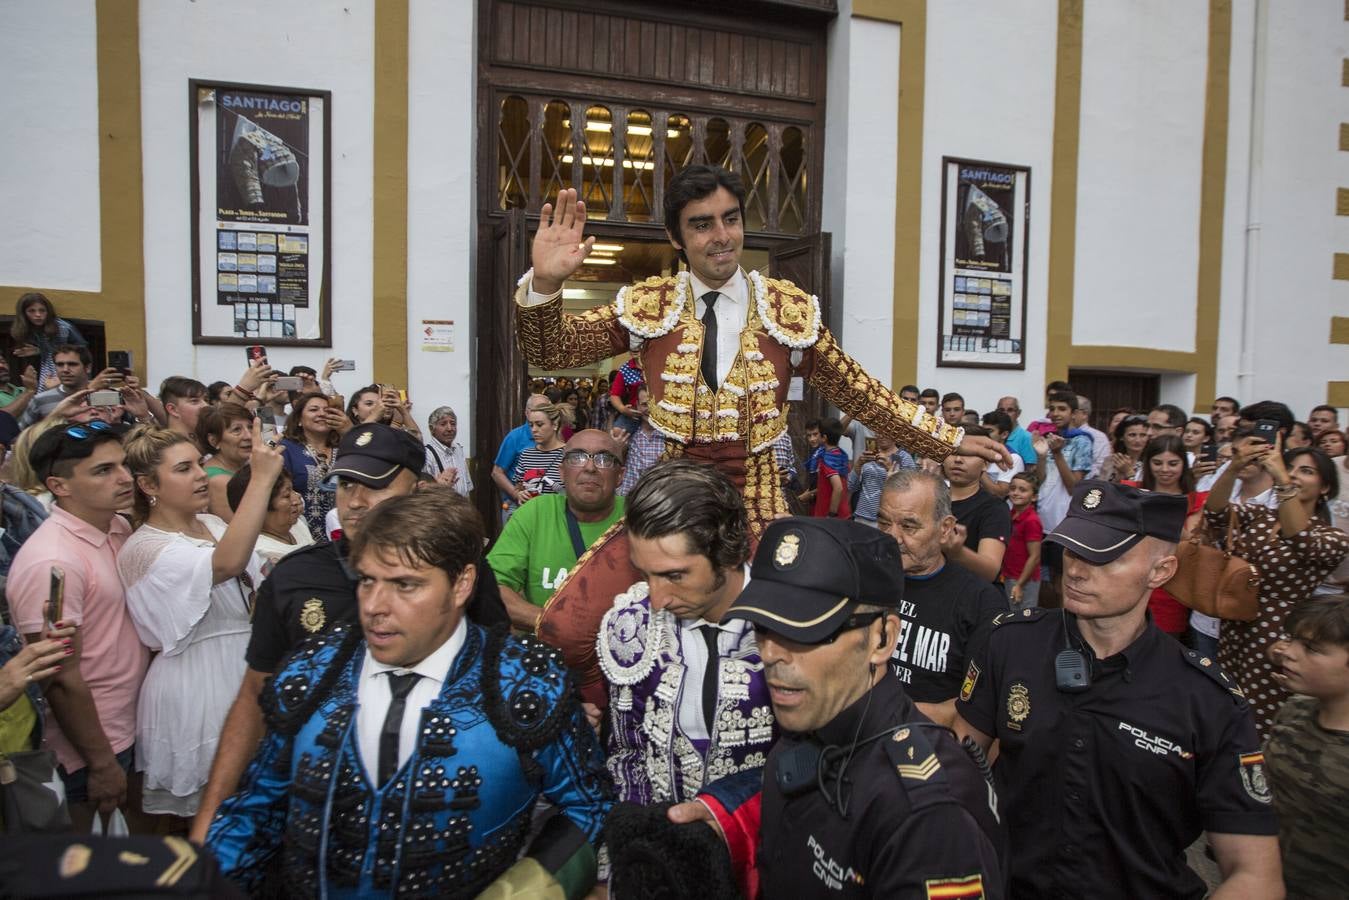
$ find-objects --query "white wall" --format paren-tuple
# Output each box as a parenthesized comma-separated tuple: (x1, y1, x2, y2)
(406, 0, 478, 450)
(1230, 0, 1349, 414)
(139, 0, 377, 393)
(822, 9, 901, 384)
(0, 0, 102, 291)
(915, 0, 1059, 415)
(1072, 0, 1208, 352)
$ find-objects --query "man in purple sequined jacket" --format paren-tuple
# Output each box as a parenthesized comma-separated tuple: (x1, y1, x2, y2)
(596, 460, 776, 803)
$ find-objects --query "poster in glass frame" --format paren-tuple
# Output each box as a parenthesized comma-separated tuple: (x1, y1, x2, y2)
(937, 156, 1029, 370)
(189, 79, 332, 346)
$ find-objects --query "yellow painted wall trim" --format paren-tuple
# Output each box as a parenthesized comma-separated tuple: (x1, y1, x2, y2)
(851, 0, 925, 387)
(1044, 0, 1083, 385)
(1067, 346, 1198, 372)
(853, 0, 905, 22)
(1332, 316, 1349, 344)
(1192, 0, 1231, 408)
(1329, 381, 1349, 407)
(372, 0, 410, 387)
(1334, 253, 1349, 280)
(0, 0, 146, 377)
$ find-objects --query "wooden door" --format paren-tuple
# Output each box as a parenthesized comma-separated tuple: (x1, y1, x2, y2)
(473, 209, 529, 538)
(1068, 368, 1160, 434)
(769, 232, 830, 471)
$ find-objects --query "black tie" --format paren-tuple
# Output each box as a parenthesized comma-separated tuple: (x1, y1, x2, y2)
(700, 292, 719, 391)
(378, 672, 420, 785)
(700, 626, 720, 735)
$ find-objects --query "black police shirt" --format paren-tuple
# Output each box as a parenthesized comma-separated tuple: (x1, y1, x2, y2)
(890, 562, 1006, 703)
(245, 540, 508, 673)
(759, 674, 1004, 899)
(956, 609, 1278, 899)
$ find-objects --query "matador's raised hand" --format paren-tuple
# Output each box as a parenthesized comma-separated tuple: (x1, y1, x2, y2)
(530, 187, 595, 295)
(954, 433, 1015, 470)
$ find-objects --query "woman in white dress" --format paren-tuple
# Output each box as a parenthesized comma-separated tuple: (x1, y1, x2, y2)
(117, 421, 284, 818)
(224, 462, 314, 568)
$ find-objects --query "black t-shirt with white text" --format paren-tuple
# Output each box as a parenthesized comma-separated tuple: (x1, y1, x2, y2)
(891, 562, 1006, 703)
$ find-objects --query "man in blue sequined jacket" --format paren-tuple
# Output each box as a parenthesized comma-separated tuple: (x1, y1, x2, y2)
(207, 487, 613, 898)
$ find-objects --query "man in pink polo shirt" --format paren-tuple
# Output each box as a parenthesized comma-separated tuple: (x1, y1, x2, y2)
(9, 419, 150, 831)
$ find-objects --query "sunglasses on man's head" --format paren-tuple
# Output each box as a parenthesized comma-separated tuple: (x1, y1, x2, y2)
(40, 420, 117, 482)
(62, 420, 115, 441)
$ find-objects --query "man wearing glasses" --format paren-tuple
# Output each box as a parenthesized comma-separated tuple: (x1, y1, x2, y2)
(487, 429, 627, 631)
(656, 517, 1004, 899)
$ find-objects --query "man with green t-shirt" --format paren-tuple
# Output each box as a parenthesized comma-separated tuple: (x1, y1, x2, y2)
(489, 429, 626, 629)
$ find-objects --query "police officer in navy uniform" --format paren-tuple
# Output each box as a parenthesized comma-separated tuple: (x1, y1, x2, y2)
(679, 517, 1005, 899)
(191, 423, 506, 842)
(954, 480, 1283, 899)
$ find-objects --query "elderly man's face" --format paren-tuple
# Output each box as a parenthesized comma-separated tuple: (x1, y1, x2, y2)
(877, 483, 952, 576)
(560, 429, 623, 516)
(431, 414, 457, 446)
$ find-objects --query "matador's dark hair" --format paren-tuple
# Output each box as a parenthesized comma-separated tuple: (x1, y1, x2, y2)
(625, 459, 750, 572)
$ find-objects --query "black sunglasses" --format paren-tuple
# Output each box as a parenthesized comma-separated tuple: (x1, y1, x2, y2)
(754, 611, 886, 647)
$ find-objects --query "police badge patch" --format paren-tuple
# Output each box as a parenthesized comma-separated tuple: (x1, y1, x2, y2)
(300, 597, 326, 633)
(1238, 751, 1272, 804)
(773, 532, 802, 568)
(1006, 682, 1030, 731)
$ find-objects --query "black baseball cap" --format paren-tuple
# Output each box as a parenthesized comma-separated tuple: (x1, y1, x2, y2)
(1044, 479, 1187, 565)
(723, 517, 904, 643)
(328, 423, 424, 489)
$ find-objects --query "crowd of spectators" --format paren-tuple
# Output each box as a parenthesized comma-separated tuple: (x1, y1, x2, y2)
(4, 286, 1349, 896)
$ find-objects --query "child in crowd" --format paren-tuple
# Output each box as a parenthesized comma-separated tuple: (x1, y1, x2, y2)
(803, 417, 851, 519)
(1265, 595, 1349, 896)
(1001, 472, 1042, 608)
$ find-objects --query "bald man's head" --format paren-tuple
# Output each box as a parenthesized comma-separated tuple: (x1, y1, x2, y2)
(562, 429, 625, 517)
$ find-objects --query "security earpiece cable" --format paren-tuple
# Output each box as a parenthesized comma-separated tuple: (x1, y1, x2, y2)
(817, 650, 881, 818)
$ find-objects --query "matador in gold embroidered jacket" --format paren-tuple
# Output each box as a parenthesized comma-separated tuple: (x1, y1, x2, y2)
(515, 268, 962, 535)
(512, 267, 960, 534)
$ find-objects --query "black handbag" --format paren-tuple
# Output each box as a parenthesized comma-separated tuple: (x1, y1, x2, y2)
(0, 748, 72, 833)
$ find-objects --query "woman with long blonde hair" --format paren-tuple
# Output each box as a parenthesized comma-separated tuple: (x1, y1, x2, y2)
(116, 422, 283, 819)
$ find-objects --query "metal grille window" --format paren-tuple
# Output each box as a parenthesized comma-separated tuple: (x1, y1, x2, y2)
(493, 92, 810, 235)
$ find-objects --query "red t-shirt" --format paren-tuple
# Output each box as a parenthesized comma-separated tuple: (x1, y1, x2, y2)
(1001, 505, 1044, 583)
(813, 462, 852, 520)
(1121, 485, 1208, 635)
(609, 368, 644, 408)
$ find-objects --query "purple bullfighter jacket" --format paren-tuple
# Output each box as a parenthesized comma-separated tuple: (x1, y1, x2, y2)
(596, 581, 776, 804)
